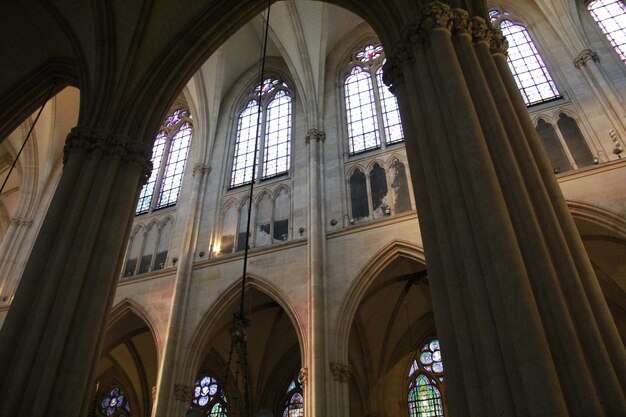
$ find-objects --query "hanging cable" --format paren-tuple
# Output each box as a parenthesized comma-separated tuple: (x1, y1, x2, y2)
(222, 2, 272, 416)
(0, 81, 56, 196)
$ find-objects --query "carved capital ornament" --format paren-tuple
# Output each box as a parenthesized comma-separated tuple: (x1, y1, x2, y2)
(63, 126, 153, 183)
(329, 362, 352, 382)
(574, 49, 599, 69)
(305, 129, 326, 144)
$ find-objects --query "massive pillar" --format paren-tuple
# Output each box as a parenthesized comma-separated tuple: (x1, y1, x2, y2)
(0, 127, 150, 417)
(305, 128, 328, 417)
(382, 2, 626, 416)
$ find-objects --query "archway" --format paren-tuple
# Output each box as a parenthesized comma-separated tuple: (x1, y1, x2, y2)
(88, 303, 160, 417)
(186, 283, 304, 417)
(343, 247, 431, 417)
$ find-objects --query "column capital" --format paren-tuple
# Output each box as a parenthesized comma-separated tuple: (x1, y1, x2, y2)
(192, 163, 211, 177)
(63, 126, 153, 181)
(305, 129, 326, 144)
(298, 367, 308, 386)
(574, 49, 600, 69)
(173, 384, 194, 403)
(10, 217, 32, 227)
(329, 362, 352, 382)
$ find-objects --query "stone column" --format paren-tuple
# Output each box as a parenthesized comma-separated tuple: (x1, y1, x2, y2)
(154, 163, 211, 417)
(0, 217, 33, 301)
(573, 48, 626, 139)
(305, 128, 327, 417)
(382, 2, 626, 416)
(0, 127, 150, 417)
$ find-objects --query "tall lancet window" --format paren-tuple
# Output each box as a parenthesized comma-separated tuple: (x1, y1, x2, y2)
(136, 108, 193, 214)
(408, 339, 446, 417)
(344, 43, 404, 155)
(281, 376, 304, 417)
(588, 0, 626, 62)
(231, 78, 292, 188)
(490, 10, 561, 106)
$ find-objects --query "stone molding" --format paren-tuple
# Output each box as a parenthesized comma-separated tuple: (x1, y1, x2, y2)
(10, 217, 32, 226)
(298, 367, 308, 386)
(192, 163, 211, 177)
(174, 384, 194, 402)
(574, 49, 600, 69)
(305, 129, 326, 144)
(382, 2, 508, 90)
(63, 126, 153, 181)
(329, 362, 352, 382)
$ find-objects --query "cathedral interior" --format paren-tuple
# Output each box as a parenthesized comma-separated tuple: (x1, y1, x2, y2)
(0, 1, 625, 416)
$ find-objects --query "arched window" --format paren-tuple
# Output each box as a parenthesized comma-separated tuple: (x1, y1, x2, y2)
(136, 108, 193, 214)
(408, 339, 445, 417)
(344, 43, 404, 155)
(490, 10, 561, 107)
(231, 78, 292, 188)
(281, 377, 304, 417)
(99, 386, 131, 416)
(587, 0, 626, 62)
(191, 375, 228, 417)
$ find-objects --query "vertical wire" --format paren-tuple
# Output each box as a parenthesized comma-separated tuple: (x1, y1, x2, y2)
(239, 0, 272, 321)
(0, 81, 56, 195)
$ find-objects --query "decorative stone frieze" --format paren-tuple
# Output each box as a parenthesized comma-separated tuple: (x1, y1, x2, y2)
(174, 384, 194, 402)
(298, 367, 308, 386)
(329, 362, 352, 382)
(192, 163, 211, 177)
(63, 126, 152, 181)
(305, 129, 326, 144)
(382, 2, 508, 91)
(574, 49, 600, 69)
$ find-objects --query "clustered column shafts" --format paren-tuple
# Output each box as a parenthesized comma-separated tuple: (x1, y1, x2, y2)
(0, 127, 151, 417)
(382, 2, 626, 416)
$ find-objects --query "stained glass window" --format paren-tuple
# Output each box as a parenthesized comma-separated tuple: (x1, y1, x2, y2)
(99, 386, 130, 417)
(282, 377, 304, 417)
(498, 18, 561, 106)
(588, 0, 626, 62)
(191, 375, 228, 416)
(408, 339, 446, 417)
(231, 78, 292, 188)
(136, 108, 193, 214)
(344, 43, 404, 155)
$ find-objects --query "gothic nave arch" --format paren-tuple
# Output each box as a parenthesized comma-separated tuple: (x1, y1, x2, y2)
(181, 276, 304, 417)
(90, 300, 160, 417)
(344, 250, 431, 417)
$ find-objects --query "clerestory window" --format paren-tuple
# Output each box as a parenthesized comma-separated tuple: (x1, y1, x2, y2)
(490, 10, 562, 106)
(99, 386, 131, 417)
(587, 0, 626, 62)
(136, 108, 193, 215)
(230, 78, 292, 188)
(344, 43, 404, 155)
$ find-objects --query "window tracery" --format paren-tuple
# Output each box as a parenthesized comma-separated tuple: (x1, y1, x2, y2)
(587, 0, 626, 62)
(123, 217, 173, 277)
(408, 339, 445, 417)
(344, 43, 404, 155)
(136, 108, 193, 215)
(231, 77, 292, 188)
(489, 10, 561, 106)
(99, 386, 131, 417)
(348, 157, 412, 225)
(281, 376, 304, 417)
(191, 375, 228, 417)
